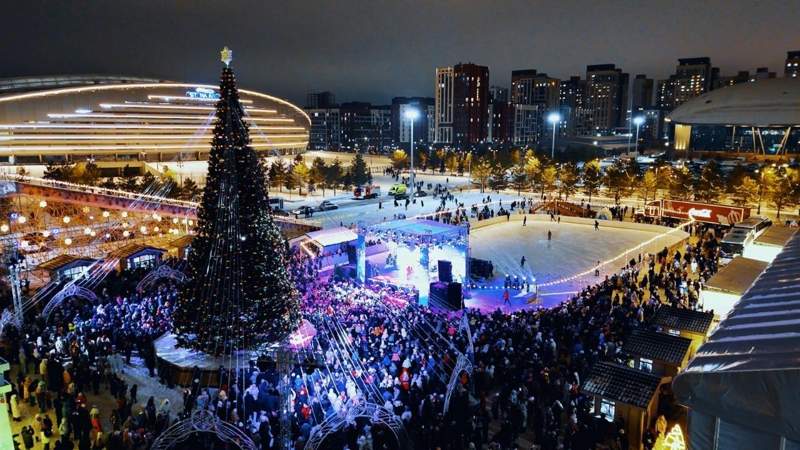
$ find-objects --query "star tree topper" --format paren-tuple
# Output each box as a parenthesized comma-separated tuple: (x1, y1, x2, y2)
(220, 46, 233, 67)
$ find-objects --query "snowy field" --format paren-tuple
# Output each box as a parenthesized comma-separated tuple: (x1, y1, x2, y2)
(467, 219, 688, 311)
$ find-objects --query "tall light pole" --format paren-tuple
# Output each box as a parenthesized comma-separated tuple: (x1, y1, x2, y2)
(404, 108, 420, 195)
(633, 116, 645, 156)
(546, 112, 561, 160)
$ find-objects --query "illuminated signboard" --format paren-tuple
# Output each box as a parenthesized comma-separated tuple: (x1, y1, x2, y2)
(186, 87, 220, 100)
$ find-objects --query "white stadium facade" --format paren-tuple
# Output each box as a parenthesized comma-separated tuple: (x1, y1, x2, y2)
(667, 77, 800, 157)
(0, 75, 310, 166)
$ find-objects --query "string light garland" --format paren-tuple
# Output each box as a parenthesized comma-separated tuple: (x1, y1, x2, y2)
(172, 58, 300, 356)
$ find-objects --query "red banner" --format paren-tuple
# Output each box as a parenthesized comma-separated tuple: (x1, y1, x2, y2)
(645, 200, 750, 225)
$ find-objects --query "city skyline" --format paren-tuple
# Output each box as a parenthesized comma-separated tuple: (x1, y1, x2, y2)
(3, 0, 799, 104)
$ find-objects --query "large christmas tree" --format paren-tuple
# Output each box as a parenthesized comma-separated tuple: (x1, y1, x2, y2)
(174, 49, 301, 356)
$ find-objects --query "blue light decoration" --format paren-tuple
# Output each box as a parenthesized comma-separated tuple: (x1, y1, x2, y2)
(186, 87, 220, 100)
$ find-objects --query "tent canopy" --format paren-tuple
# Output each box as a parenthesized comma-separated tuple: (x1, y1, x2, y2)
(674, 233, 800, 443)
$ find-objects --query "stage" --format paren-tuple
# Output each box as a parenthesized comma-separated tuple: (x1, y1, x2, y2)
(154, 319, 317, 386)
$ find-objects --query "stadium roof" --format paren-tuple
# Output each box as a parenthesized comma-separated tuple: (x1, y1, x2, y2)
(0, 74, 164, 94)
(673, 232, 800, 442)
(668, 78, 800, 126)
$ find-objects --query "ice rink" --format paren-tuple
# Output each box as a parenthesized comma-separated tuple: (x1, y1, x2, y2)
(467, 218, 688, 311)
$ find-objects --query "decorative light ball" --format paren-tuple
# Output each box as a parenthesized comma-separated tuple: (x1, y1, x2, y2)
(82, 207, 90, 213)
(89, 216, 94, 220)
(90, 231, 96, 237)
(39, 200, 47, 208)
(122, 222, 129, 228)
(84, 227, 91, 235)
(153, 226, 160, 233)
(123, 230, 130, 238)
(64, 238, 72, 245)
(122, 211, 128, 218)
(188, 220, 194, 226)
(42, 230, 51, 237)
(181, 219, 188, 224)
(173, 218, 179, 224)
(63, 216, 71, 224)
(140, 226, 147, 233)
(21, 240, 29, 247)
(0, 224, 8, 233)
(18, 216, 27, 224)
(102, 211, 110, 218)
(105, 233, 111, 239)
(152, 213, 161, 221)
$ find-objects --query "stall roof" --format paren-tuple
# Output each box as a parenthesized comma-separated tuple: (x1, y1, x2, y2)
(168, 234, 194, 249)
(36, 254, 96, 271)
(754, 225, 797, 248)
(624, 329, 692, 366)
(582, 362, 662, 409)
(108, 243, 166, 260)
(305, 227, 359, 247)
(371, 218, 462, 237)
(705, 257, 769, 295)
(653, 306, 715, 335)
(673, 233, 800, 442)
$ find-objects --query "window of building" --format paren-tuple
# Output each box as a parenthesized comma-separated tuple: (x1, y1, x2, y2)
(640, 358, 654, 373)
(599, 399, 615, 421)
(62, 266, 87, 280)
(131, 253, 157, 269)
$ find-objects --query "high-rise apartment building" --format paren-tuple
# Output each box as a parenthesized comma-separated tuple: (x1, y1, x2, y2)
(307, 108, 341, 150)
(391, 97, 435, 147)
(339, 102, 392, 152)
(306, 91, 337, 109)
(452, 63, 489, 148)
(434, 67, 454, 144)
(631, 74, 654, 110)
(657, 58, 716, 111)
(585, 64, 629, 133)
(785, 50, 800, 78)
(511, 70, 560, 145)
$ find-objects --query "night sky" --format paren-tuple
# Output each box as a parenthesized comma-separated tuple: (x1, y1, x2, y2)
(4, 0, 798, 105)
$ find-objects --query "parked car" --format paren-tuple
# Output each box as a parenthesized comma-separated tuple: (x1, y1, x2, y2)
(316, 201, 339, 211)
(291, 206, 314, 217)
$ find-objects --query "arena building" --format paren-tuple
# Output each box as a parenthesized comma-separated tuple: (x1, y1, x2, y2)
(0, 75, 309, 166)
(667, 77, 800, 158)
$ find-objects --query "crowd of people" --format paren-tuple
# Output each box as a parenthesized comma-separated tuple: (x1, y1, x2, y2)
(1, 215, 724, 450)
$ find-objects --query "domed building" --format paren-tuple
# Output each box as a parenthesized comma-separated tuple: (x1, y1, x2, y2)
(667, 78, 800, 157)
(0, 75, 309, 166)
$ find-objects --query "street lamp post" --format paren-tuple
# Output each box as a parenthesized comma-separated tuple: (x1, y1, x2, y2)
(633, 116, 645, 156)
(546, 112, 561, 160)
(404, 108, 420, 195)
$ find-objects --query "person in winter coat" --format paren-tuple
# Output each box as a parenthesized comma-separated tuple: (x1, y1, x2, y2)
(10, 393, 21, 421)
(21, 425, 35, 450)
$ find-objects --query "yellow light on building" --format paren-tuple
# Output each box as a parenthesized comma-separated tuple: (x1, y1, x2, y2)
(18, 216, 27, 224)
(0, 224, 8, 233)
(102, 211, 110, 218)
(64, 238, 72, 245)
(655, 424, 686, 450)
(63, 216, 70, 224)
(39, 200, 47, 208)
